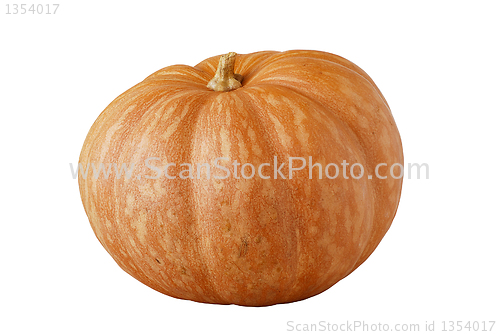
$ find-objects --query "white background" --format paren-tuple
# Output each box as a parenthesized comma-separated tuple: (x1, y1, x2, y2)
(1, 1, 499, 333)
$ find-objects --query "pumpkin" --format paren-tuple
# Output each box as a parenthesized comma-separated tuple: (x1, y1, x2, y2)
(79, 50, 403, 306)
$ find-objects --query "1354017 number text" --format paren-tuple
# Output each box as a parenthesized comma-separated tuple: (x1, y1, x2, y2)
(6, 4, 59, 14)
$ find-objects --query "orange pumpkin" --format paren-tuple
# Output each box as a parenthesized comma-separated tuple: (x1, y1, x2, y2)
(79, 50, 403, 306)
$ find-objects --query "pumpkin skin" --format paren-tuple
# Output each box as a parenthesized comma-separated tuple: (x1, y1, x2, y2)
(79, 50, 403, 306)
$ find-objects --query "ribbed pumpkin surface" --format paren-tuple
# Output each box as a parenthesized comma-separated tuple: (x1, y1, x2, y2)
(79, 50, 403, 306)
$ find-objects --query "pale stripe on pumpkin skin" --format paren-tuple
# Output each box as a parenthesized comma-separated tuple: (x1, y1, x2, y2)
(146, 65, 212, 85)
(83, 88, 219, 301)
(189, 91, 297, 303)
(99, 91, 168, 257)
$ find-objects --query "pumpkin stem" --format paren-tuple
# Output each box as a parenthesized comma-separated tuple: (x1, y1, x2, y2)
(207, 52, 243, 92)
